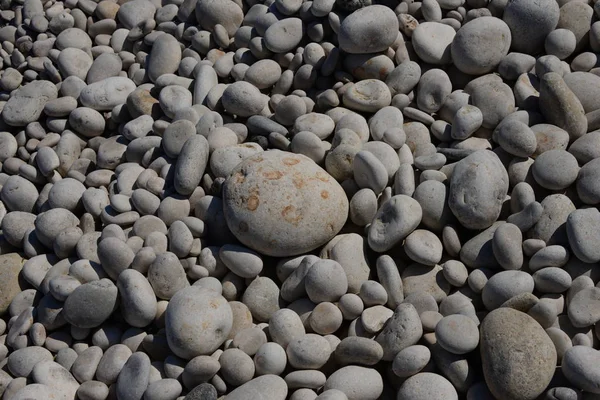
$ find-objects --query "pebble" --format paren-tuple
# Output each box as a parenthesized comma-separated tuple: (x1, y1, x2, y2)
(539, 72, 587, 141)
(480, 308, 557, 400)
(502, 0, 559, 55)
(435, 314, 479, 355)
(165, 286, 232, 359)
(397, 373, 458, 400)
(451, 17, 511, 75)
(337, 6, 398, 54)
(286, 334, 332, 369)
(448, 150, 509, 230)
(368, 195, 422, 252)
(392, 345, 431, 378)
(323, 366, 383, 400)
(412, 22, 455, 65)
(225, 375, 288, 400)
(567, 287, 600, 327)
(562, 346, 600, 393)
(0, 0, 600, 398)
(223, 151, 348, 257)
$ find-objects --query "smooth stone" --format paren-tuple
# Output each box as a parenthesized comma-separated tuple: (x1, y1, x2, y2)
(502, 0, 559, 55)
(392, 345, 431, 378)
(323, 366, 383, 400)
(225, 375, 287, 400)
(223, 150, 348, 257)
(564, 71, 600, 113)
(539, 72, 587, 141)
(451, 17, 511, 75)
(403, 229, 443, 266)
(7, 347, 53, 377)
(532, 149, 579, 190)
(435, 314, 479, 355)
(117, 269, 157, 328)
(568, 287, 600, 327)
(416, 69, 452, 114)
(117, 0, 156, 29)
(412, 22, 455, 64)
(567, 208, 600, 263)
(343, 80, 391, 113)
(116, 352, 151, 400)
(31, 361, 79, 399)
(397, 373, 458, 400)
(286, 334, 332, 369)
(561, 346, 600, 393)
(334, 337, 383, 366)
(254, 342, 287, 376)
(2, 80, 57, 126)
(480, 308, 557, 400)
(195, 0, 243, 36)
(63, 279, 118, 329)
(448, 150, 509, 230)
(569, 131, 600, 164)
(221, 81, 267, 117)
(165, 286, 232, 359)
(375, 303, 422, 361)
(531, 194, 575, 245)
(492, 222, 524, 270)
(337, 5, 399, 54)
(264, 18, 304, 53)
(174, 135, 209, 196)
(0, 253, 26, 315)
(482, 270, 535, 310)
(465, 75, 515, 129)
(367, 195, 422, 252)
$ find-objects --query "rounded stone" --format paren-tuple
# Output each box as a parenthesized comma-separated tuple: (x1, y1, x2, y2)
(286, 334, 332, 369)
(343, 80, 391, 113)
(63, 279, 118, 329)
(562, 346, 600, 394)
(264, 18, 304, 54)
(165, 286, 233, 359)
(223, 150, 348, 257)
(397, 373, 458, 400)
(323, 366, 383, 400)
(412, 22, 455, 65)
(221, 81, 267, 117)
(532, 149, 579, 191)
(482, 270, 535, 310)
(435, 314, 479, 355)
(451, 17, 511, 75)
(448, 150, 509, 230)
(368, 195, 422, 253)
(480, 308, 557, 400)
(503, 0, 560, 55)
(403, 229, 443, 266)
(225, 375, 288, 400)
(392, 345, 431, 378)
(337, 5, 399, 54)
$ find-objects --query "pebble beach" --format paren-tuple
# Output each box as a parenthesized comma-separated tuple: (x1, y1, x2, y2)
(0, 0, 600, 398)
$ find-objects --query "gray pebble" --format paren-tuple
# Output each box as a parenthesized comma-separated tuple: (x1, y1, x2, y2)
(397, 373, 458, 400)
(392, 345, 431, 378)
(451, 17, 511, 75)
(338, 6, 398, 54)
(323, 366, 383, 400)
(448, 150, 509, 230)
(435, 314, 479, 354)
(166, 286, 232, 359)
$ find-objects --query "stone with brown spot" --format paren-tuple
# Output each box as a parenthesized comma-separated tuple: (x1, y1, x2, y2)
(223, 150, 349, 257)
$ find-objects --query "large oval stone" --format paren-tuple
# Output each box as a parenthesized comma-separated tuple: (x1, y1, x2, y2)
(480, 308, 557, 400)
(223, 150, 349, 257)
